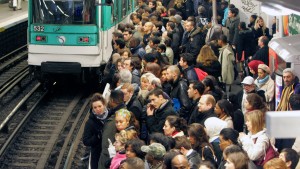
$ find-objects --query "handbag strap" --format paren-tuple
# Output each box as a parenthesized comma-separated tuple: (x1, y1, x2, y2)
(201, 145, 217, 161)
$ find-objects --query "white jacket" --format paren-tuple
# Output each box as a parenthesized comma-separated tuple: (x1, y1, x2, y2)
(240, 129, 269, 161)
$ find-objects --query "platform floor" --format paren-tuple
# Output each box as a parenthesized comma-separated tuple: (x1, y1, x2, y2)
(0, 1, 28, 30)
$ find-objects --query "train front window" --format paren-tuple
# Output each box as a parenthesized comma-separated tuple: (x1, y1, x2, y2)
(32, 0, 95, 24)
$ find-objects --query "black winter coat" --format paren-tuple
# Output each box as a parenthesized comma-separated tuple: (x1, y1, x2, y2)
(183, 66, 199, 84)
(127, 94, 143, 122)
(197, 60, 221, 80)
(170, 29, 181, 61)
(253, 27, 270, 45)
(189, 108, 216, 126)
(170, 77, 191, 119)
(82, 110, 105, 169)
(252, 46, 269, 66)
(184, 27, 205, 60)
(146, 100, 177, 133)
(188, 98, 200, 124)
(237, 29, 255, 61)
(225, 16, 240, 46)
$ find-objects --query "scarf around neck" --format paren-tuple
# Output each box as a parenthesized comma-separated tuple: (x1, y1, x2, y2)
(257, 75, 269, 85)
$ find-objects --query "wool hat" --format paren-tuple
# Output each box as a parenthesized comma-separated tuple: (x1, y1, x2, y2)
(258, 64, 270, 74)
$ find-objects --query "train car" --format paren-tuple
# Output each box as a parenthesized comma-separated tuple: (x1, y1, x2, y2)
(28, 0, 137, 82)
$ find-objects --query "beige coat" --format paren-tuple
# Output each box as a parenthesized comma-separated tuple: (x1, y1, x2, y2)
(255, 76, 275, 110)
(219, 44, 235, 85)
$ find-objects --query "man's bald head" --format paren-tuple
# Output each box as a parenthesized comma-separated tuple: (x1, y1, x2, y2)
(198, 94, 216, 112)
(166, 65, 180, 82)
(171, 154, 190, 169)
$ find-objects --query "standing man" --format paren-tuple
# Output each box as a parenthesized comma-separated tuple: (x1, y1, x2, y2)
(189, 94, 217, 126)
(181, 20, 204, 61)
(218, 35, 235, 99)
(178, 53, 198, 84)
(225, 7, 240, 49)
(166, 65, 191, 120)
(277, 68, 300, 111)
(249, 36, 269, 66)
(123, 29, 133, 48)
(187, 81, 205, 124)
(146, 88, 177, 134)
(143, 22, 154, 47)
(231, 76, 265, 114)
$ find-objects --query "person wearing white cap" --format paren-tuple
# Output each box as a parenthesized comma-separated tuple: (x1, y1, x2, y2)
(231, 76, 265, 114)
(254, 64, 275, 110)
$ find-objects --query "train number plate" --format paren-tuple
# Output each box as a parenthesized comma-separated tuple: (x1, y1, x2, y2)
(34, 26, 45, 32)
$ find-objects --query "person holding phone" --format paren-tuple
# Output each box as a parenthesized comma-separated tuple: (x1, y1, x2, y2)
(146, 88, 177, 134)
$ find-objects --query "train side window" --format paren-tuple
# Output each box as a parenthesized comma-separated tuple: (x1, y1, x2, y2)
(122, 0, 127, 18)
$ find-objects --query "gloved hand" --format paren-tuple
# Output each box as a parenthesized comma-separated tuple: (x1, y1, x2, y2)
(108, 138, 116, 158)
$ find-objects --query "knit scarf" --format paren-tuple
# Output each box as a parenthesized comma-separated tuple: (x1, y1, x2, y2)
(93, 108, 109, 120)
(276, 85, 294, 111)
(257, 75, 269, 85)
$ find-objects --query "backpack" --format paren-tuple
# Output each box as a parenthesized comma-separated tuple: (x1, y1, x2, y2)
(194, 68, 208, 81)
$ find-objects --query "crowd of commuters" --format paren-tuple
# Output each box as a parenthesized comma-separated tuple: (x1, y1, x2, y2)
(82, 0, 300, 169)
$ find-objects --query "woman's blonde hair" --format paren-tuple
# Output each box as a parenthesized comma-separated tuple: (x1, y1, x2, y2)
(245, 110, 265, 134)
(196, 45, 218, 66)
(115, 129, 138, 145)
(254, 16, 267, 33)
(263, 158, 288, 169)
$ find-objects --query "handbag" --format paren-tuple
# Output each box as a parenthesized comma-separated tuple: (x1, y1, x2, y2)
(254, 138, 279, 166)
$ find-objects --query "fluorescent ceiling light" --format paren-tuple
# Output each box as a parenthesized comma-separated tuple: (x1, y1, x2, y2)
(261, 4, 300, 16)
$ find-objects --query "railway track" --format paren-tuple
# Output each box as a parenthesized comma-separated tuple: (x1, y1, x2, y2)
(0, 83, 92, 169)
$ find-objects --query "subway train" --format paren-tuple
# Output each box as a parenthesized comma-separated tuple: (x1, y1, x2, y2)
(28, 0, 137, 82)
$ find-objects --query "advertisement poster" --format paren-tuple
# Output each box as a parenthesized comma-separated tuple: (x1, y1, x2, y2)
(275, 74, 283, 108)
(289, 14, 300, 35)
(283, 15, 289, 36)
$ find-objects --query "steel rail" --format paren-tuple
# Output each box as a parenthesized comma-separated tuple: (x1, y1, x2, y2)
(0, 68, 29, 99)
(0, 82, 45, 156)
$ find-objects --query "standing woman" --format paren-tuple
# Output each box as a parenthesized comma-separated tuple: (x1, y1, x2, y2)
(248, 60, 264, 79)
(83, 93, 109, 169)
(253, 16, 270, 47)
(239, 110, 272, 165)
(188, 123, 217, 167)
(163, 115, 187, 138)
(214, 99, 234, 129)
(244, 93, 268, 114)
(196, 45, 221, 81)
(255, 64, 275, 111)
